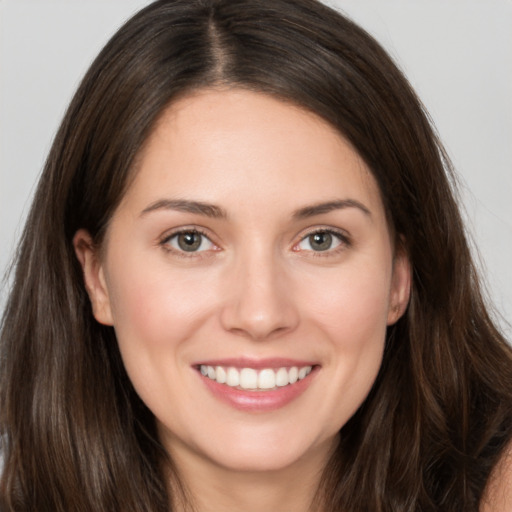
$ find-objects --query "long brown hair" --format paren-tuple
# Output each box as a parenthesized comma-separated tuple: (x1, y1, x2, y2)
(1, 1, 511, 510)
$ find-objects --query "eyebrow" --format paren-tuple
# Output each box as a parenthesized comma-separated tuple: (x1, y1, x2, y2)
(292, 199, 372, 220)
(140, 199, 228, 219)
(140, 198, 371, 221)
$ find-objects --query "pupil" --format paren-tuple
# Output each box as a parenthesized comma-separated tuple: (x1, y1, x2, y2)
(178, 232, 201, 251)
(310, 232, 332, 251)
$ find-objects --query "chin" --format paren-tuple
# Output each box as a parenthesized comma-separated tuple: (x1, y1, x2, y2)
(191, 424, 338, 474)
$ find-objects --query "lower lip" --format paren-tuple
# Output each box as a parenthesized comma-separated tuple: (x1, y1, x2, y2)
(198, 368, 317, 412)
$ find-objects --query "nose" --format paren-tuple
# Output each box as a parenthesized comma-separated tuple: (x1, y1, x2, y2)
(220, 249, 300, 341)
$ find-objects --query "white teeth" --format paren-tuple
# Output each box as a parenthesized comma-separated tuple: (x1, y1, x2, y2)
(258, 369, 276, 389)
(226, 367, 240, 387)
(240, 368, 258, 389)
(199, 364, 313, 390)
(275, 367, 289, 387)
(215, 366, 226, 384)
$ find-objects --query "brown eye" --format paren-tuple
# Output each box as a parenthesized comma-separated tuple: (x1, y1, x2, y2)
(177, 232, 202, 252)
(165, 230, 214, 253)
(296, 230, 346, 253)
(308, 232, 333, 251)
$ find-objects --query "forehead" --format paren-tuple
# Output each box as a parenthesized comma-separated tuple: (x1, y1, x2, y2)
(120, 87, 384, 221)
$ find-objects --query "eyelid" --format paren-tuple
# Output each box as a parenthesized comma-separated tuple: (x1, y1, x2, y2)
(159, 226, 221, 256)
(292, 226, 351, 254)
(157, 224, 350, 257)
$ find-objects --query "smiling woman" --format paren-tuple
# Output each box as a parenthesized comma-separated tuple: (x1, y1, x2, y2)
(73, 88, 410, 483)
(1, 1, 511, 512)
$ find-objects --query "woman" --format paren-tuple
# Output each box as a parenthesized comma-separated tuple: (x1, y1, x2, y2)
(1, 0, 511, 510)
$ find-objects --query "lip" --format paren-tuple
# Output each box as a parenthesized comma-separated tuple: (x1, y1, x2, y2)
(193, 358, 319, 412)
(194, 357, 318, 369)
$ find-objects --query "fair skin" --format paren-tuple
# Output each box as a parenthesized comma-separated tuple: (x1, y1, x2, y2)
(74, 88, 411, 512)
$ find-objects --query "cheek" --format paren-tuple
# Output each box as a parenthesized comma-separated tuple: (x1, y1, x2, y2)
(104, 253, 222, 368)
(299, 259, 392, 415)
(303, 259, 392, 342)
(109, 256, 208, 322)
(102, 255, 223, 415)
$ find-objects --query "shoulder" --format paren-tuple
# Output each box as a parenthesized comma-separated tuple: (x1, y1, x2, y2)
(480, 442, 512, 512)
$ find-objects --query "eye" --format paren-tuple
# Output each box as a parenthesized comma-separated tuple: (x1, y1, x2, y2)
(163, 230, 215, 253)
(295, 230, 347, 253)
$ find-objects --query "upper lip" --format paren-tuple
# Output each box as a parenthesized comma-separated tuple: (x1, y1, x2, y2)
(193, 357, 319, 369)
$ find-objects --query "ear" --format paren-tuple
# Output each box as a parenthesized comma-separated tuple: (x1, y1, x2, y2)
(387, 245, 411, 326)
(73, 229, 114, 325)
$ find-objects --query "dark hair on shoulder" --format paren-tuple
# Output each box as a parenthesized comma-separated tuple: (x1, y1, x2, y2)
(1, 0, 511, 510)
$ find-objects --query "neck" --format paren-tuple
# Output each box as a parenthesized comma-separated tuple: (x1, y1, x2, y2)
(166, 437, 337, 512)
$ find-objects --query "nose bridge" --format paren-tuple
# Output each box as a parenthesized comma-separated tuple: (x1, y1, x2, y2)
(220, 241, 298, 340)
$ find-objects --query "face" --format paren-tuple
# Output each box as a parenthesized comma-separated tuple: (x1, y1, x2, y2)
(75, 88, 410, 476)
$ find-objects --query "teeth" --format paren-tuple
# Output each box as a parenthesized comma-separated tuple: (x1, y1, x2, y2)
(240, 368, 258, 389)
(275, 367, 289, 387)
(216, 366, 226, 384)
(258, 369, 275, 389)
(226, 367, 240, 387)
(199, 364, 313, 390)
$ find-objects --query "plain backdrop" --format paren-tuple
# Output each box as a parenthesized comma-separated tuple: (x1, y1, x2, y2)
(1, 0, 511, 336)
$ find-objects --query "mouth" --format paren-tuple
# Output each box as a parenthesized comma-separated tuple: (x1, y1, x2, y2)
(198, 364, 313, 391)
(194, 359, 319, 412)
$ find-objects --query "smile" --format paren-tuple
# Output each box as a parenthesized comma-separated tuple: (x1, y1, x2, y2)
(199, 364, 313, 391)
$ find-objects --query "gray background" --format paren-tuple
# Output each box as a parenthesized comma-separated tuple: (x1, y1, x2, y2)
(1, 0, 511, 337)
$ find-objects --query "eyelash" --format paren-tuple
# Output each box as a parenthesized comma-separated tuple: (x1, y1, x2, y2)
(293, 228, 351, 257)
(159, 228, 218, 258)
(158, 227, 351, 258)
